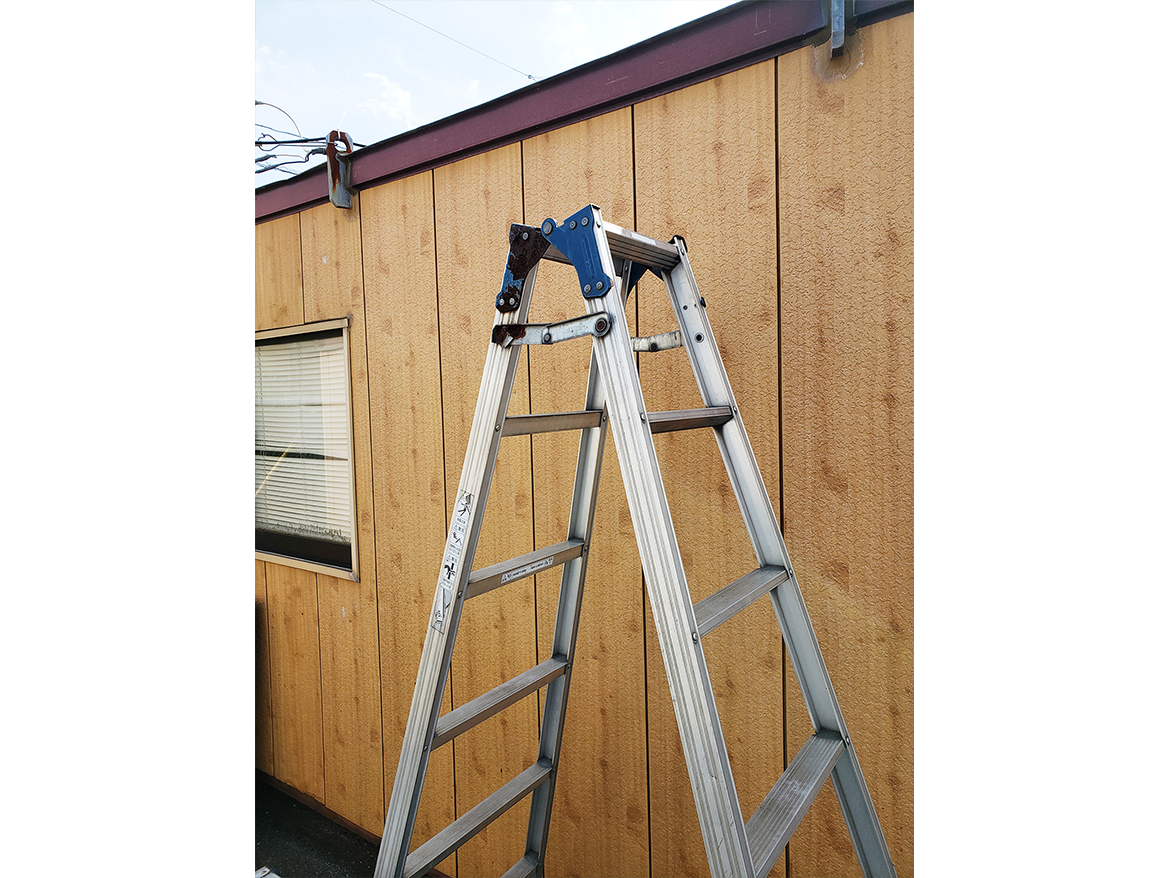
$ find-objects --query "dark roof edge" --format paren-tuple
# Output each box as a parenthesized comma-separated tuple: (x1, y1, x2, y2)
(256, 0, 911, 223)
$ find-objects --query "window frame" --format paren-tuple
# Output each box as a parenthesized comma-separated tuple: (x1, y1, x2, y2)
(255, 316, 360, 582)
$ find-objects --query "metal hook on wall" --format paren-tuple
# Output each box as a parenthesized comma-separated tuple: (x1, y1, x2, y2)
(327, 130, 356, 209)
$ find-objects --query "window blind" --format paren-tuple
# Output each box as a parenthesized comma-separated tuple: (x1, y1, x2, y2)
(255, 328, 353, 567)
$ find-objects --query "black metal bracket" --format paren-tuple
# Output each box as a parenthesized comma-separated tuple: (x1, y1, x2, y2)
(496, 224, 550, 313)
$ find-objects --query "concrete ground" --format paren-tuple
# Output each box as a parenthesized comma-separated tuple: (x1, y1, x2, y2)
(255, 775, 379, 878)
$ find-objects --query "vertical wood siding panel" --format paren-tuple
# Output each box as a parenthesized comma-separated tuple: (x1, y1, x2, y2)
(268, 563, 326, 800)
(521, 109, 649, 878)
(256, 559, 275, 776)
(433, 145, 533, 877)
(256, 211, 318, 795)
(301, 197, 386, 834)
(777, 16, 913, 877)
(256, 213, 304, 330)
(633, 59, 783, 877)
(362, 172, 456, 875)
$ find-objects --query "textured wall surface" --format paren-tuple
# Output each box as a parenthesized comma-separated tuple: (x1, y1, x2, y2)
(254, 13, 912, 876)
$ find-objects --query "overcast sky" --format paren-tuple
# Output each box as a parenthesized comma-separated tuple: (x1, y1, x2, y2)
(256, 0, 740, 186)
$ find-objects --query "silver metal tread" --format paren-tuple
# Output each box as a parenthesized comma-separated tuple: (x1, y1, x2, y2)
(432, 656, 568, 748)
(693, 566, 789, 638)
(543, 222, 680, 271)
(502, 410, 602, 437)
(745, 731, 844, 878)
(402, 759, 553, 878)
(465, 539, 585, 599)
(647, 406, 733, 434)
(500, 852, 540, 878)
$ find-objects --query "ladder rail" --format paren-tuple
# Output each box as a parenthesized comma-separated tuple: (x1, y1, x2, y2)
(373, 258, 542, 878)
(665, 239, 896, 876)
(579, 212, 755, 878)
(523, 344, 611, 871)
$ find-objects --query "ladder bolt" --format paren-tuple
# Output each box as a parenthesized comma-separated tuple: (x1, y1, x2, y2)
(543, 331, 552, 344)
(569, 220, 577, 230)
(584, 283, 592, 293)
(695, 333, 704, 342)
(541, 219, 555, 236)
(594, 316, 609, 335)
(640, 413, 646, 422)
(522, 231, 529, 240)
(495, 424, 501, 432)
(692, 631, 699, 642)
(581, 216, 589, 226)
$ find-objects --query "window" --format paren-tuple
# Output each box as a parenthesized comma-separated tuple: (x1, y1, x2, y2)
(255, 318, 359, 579)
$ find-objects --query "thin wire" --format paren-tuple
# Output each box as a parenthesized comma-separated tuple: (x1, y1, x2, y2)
(369, 0, 537, 82)
(254, 135, 369, 148)
(255, 101, 303, 137)
(256, 122, 306, 140)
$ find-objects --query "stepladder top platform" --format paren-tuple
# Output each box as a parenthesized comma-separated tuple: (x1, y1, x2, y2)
(543, 220, 681, 271)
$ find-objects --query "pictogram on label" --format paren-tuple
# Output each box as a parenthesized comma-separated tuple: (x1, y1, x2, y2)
(431, 490, 472, 631)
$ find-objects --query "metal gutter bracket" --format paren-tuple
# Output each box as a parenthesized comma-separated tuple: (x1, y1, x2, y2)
(829, 0, 857, 57)
(327, 130, 356, 209)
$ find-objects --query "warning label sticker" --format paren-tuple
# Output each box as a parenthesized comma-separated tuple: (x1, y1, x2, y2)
(431, 490, 472, 632)
(501, 554, 555, 585)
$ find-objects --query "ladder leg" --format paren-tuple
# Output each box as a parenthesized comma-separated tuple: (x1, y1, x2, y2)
(664, 240, 896, 876)
(374, 261, 542, 878)
(576, 213, 754, 878)
(522, 348, 609, 875)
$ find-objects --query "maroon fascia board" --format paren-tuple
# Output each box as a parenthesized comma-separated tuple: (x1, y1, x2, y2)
(256, 0, 910, 222)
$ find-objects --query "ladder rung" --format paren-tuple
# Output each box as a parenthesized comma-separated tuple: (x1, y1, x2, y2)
(465, 539, 585, 599)
(647, 406, 734, 434)
(501, 852, 540, 878)
(693, 566, 789, 638)
(745, 732, 844, 878)
(432, 656, 568, 748)
(502, 410, 602, 437)
(403, 759, 553, 878)
(543, 224, 680, 271)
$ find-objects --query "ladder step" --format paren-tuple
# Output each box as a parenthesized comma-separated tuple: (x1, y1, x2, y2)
(502, 410, 602, 437)
(466, 539, 585, 599)
(432, 656, 568, 748)
(403, 759, 553, 878)
(693, 566, 789, 638)
(501, 853, 540, 878)
(745, 732, 844, 878)
(647, 406, 734, 434)
(543, 223, 680, 271)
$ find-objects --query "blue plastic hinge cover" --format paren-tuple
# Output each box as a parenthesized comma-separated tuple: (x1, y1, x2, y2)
(540, 205, 613, 299)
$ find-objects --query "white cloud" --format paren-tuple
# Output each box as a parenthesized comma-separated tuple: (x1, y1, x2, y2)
(359, 72, 415, 126)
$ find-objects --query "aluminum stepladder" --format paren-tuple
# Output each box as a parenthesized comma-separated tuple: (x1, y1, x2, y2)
(374, 205, 896, 878)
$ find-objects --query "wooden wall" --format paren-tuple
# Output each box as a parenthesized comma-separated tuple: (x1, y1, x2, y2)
(254, 14, 912, 876)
